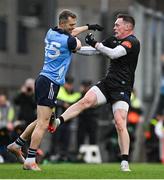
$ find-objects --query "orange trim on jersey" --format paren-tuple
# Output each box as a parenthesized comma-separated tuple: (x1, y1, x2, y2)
(121, 41, 132, 48)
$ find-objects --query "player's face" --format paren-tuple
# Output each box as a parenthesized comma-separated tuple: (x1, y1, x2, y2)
(63, 17, 76, 34)
(113, 18, 128, 39)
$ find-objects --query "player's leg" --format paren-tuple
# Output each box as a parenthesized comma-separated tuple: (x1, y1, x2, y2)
(20, 120, 38, 140)
(112, 101, 131, 171)
(51, 86, 107, 130)
(23, 75, 59, 170)
(23, 105, 52, 171)
(7, 120, 38, 163)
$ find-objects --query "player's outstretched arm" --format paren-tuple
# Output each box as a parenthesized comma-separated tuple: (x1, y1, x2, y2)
(77, 46, 100, 56)
(85, 33, 127, 59)
(71, 24, 104, 36)
(71, 25, 88, 36)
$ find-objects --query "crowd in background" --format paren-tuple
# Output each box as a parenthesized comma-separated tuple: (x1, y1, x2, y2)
(0, 75, 164, 164)
(144, 61, 164, 164)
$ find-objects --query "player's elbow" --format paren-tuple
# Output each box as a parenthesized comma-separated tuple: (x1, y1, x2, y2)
(107, 53, 116, 59)
(75, 37, 82, 50)
(108, 53, 119, 59)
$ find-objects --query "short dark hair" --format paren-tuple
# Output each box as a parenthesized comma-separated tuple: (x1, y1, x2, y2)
(117, 13, 135, 27)
(59, 10, 77, 23)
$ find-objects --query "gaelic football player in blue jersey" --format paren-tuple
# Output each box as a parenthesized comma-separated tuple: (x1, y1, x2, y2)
(7, 9, 103, 170)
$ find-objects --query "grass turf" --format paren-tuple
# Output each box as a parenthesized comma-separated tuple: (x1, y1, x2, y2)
(0, 163, 163, 179)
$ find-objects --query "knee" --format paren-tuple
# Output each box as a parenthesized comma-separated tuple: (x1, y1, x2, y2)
(115, 118, 125, 132)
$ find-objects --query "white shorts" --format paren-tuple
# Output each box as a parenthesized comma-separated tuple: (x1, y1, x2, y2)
(90, 86, 107, 105)
(90, 86, 129, 113)
(112, 101, 129, 114)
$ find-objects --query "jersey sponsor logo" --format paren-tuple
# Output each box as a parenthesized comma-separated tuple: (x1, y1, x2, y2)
(121, 41, 132, 48)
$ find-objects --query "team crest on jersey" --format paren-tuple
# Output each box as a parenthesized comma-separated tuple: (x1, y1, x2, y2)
(121, 41, 132, 48)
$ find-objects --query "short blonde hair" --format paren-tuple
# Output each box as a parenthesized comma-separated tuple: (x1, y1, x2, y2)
(59, 10, 77, 23)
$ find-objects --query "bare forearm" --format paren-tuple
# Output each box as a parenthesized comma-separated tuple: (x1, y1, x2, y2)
(71, 26, 88, 36)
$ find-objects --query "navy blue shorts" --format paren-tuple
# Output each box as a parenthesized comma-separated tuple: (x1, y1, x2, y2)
(96, 81, 131, 105)
(35, 75, 60, 108)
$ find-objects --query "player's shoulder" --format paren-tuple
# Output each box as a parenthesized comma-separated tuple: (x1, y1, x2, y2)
(50, 27, 72, 38)
(124, 35, 140, 45)
(121, 35, 140, 49)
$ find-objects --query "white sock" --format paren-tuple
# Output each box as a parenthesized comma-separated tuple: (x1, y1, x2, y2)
(13, 142, 22, 149)
(55, 118, 61, 126)
(25, 157, 36, 163)
(121, 160, 128, 164)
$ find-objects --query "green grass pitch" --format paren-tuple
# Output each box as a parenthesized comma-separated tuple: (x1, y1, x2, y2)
(0, 163, 163, 179)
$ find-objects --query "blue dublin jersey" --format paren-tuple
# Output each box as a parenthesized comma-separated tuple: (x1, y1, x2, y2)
(40, 28, 76, 85)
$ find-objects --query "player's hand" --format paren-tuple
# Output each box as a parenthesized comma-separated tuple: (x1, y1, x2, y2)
(85, 33, 97, 47)
(87, 24, 104, 31)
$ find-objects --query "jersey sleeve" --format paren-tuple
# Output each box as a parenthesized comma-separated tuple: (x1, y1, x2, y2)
(121, 37, 135, 53)
(67, 36, 77, 51)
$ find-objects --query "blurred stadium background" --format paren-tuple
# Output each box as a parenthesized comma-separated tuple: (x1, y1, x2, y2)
(0, 0, 164, 164)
